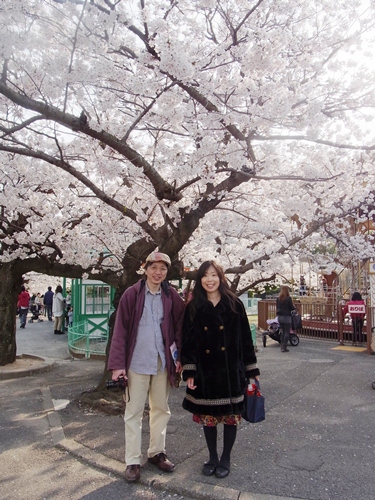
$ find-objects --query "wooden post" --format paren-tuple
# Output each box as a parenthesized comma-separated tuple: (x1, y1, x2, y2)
(337, 302, 344, 345)
(367, 305, 374, 355)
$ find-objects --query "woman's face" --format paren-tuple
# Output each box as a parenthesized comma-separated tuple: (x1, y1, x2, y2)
(201, 265, 220, 294)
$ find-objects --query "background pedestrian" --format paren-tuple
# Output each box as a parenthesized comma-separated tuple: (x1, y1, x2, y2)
(343, 292, 366, 346)
(52, 285, 65, 335)
(276, 285, 295, 353)
(17, 285, 30, 329)
(43, 286, 54, 321)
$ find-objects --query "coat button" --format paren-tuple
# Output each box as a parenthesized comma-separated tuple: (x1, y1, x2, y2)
(219, 325, 224, 330)
(221, 347, 225, 351)
(204, 326, 208, 331)
(205, 349, 210, 354)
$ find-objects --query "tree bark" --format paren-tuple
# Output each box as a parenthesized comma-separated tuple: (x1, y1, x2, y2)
(0, 262, 23, 366)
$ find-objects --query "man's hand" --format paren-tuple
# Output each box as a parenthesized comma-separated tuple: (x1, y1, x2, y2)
(112, 369, 126, 381)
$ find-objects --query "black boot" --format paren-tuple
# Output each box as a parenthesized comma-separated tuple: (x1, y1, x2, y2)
(54, 330, 58, 334)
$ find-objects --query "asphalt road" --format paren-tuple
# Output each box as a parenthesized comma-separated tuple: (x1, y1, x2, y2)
(1, 317, 375, 499)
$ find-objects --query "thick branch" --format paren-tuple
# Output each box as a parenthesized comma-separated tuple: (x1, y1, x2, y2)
(236, 274, 277, 297)
(119, 25, 257, 163)
(226, 203, 366, 276)
(0, 144, 158, 239)
(164, 170, 250, 254)
(0, 82, 182, 202)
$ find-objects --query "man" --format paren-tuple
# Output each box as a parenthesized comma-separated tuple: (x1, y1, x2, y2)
(108, 252, 185, 483)
(43, 286, 54, 321)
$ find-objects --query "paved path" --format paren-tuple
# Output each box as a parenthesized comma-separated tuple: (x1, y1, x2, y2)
(1, 318, 375, 499)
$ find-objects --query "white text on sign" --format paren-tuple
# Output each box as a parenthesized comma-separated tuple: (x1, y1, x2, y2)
(348, 304, 366, 314)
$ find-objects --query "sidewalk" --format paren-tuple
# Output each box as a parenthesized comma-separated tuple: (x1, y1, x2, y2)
(1, 318, 375, 499)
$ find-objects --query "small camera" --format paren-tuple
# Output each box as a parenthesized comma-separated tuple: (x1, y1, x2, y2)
(106, 377, 127, 391)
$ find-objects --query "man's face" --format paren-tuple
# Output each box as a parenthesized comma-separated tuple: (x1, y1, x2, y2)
(145, 261, 168, 287)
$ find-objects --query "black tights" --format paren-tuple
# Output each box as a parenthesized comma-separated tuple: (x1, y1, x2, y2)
(203, 424, 237, 466)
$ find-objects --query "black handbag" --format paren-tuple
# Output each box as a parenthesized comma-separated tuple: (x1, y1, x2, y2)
(242, 380, 265, 423)
(291, 312, 302, 330)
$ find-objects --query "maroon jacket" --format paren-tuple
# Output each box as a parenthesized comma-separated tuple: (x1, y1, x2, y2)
(17, 290, 30, 308)
(108, 279, 185, 386)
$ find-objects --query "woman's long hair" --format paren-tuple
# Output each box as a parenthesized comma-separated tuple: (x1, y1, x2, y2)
(55, 285, 63, 294)
(351, 291, 362, 301)
(278, 285, 290, 303)
(189, 260, 238, 319)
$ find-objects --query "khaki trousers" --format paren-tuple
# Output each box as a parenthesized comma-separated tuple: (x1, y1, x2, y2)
(125, 358, 171, 466)
(54, 315, 63, 332)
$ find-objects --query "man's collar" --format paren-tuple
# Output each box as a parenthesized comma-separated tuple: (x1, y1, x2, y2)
(145, 281, 161, 295)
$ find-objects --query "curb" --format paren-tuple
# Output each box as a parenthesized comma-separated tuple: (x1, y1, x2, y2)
(41, 386, 301, 500)
(0, 354, 55, 380)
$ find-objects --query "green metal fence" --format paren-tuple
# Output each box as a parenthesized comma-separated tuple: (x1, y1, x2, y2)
(250, 323, 257, 347)
(68, 319, 108, 359)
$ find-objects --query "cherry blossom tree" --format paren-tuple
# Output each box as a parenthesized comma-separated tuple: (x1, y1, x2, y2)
(0, 159, 124, 364)
(1, 0, 375, 367)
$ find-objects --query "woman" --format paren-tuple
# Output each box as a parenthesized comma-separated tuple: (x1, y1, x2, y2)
(181, 261, 260, 479)
(52, 285, 65, 335)
(17, 285, 30, 329)
(343, 292, 366, 346)
(35, 293, 42, 313)
(276, 285, 295, 352)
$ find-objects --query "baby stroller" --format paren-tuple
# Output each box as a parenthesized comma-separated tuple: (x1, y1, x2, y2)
(28, 304, 43, 323)
(262, 313, 300, 348)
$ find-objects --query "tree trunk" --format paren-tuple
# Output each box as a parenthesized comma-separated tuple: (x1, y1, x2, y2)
(0, 262, 23, 366)
(95, 279, 129, 391)
(76, 251, 139, 412)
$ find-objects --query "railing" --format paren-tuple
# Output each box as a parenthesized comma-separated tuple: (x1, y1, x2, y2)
(68, 319, 108, 359)
(258, 300, 277, 330)
(240, 295, 262, 315)
(258, 299, 373, 353)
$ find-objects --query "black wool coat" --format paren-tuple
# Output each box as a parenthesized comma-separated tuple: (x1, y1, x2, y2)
(181, 295, 260, 417)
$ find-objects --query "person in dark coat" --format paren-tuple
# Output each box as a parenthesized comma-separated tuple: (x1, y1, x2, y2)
(276, 285, 295, 352)
(181, 260, 259, 479)
(43, 286, 54, 321)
